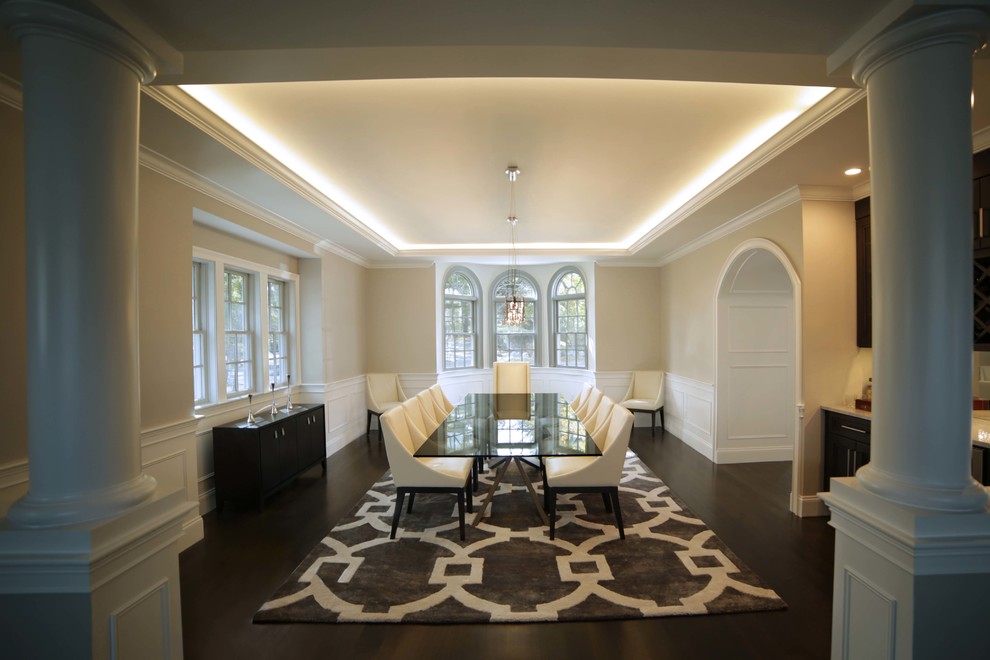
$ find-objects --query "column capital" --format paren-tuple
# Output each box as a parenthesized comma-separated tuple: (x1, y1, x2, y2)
(0, 0, 156, 83)
(852, 7, 990, 86)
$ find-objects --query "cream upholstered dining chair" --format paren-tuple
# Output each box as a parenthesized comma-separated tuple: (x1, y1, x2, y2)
(380, 406, 474, 540)
(619, 371, 666, 437)
(570, 383, 594, 415)
(574, 387, 604, 422)
(366, 373, 408, 438)
(543, 404, 634, 540)
(584, 393, 616, 449)
(493, 361, 531, 394)
(428, 384, 456, 414)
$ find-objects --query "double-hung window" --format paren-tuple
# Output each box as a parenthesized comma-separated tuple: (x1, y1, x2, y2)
(493, 271, 538, 365)
(193, 248, 299, 409)
(267, 278, 289, 387)
(224, 269, 253, 396)
(191, 261, 211, 405)
(550, 268, 588, 368)
(443, 268, 480, 370)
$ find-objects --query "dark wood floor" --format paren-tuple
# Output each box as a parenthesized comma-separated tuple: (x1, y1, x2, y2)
(180, 428, 834, 660)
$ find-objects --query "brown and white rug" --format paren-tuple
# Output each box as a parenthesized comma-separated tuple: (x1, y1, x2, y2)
(254, 452, 786, 624)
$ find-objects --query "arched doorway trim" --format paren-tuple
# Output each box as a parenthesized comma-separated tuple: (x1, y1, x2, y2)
(714, 238, 805, 515)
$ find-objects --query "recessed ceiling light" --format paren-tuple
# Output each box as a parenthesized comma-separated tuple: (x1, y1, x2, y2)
(845, 167, 862, 176)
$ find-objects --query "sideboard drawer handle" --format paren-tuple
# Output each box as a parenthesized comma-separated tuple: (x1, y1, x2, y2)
(840, 424, 867, 434)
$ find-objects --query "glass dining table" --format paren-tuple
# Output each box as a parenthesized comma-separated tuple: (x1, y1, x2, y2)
(414, 392, 601, 526)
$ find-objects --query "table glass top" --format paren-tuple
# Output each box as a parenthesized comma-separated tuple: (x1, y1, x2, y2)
(413, 393, 601, 458)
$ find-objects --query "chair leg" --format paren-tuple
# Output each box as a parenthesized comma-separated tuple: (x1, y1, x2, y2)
(542, 468, 550, 512)
(391, 490, 406, 539)
(610, 488, 625, 540)
(406, 493, 415, 513)
(549, 490, 557, 540)
(650, 410, 656, 437)
(602, 492, 612, 513)
(456, 490, 466, 541)
(366, 410, 373, 438)
(465, 482, 473, 513)
(659, 407, 665, 430)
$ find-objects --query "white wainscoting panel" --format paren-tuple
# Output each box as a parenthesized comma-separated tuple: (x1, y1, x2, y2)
(323, 375, 368, 456)
(438, 368, 592, 406)
(141, 418, 203, 552)
(664, 373, 716, 461)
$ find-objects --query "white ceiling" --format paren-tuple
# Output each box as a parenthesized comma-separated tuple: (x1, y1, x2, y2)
(17, 0, 988, 265)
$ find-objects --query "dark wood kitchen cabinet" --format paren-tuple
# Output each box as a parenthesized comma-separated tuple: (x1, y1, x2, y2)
(823, 409, 990, 490)
(857, 149, 990, 349)
(213, 403, 327, 510)
(855, 198, 872, 348)
(823, 410, 871, 485)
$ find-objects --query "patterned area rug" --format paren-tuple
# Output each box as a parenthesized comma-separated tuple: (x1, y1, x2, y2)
(255, 452, 786, 624)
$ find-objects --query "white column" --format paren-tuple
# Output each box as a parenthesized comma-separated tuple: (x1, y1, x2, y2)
(857, 8, 990, 513)
(0, 3, 192, 658)
(2, 0, 157, 528)
(822, 8, 990, 659)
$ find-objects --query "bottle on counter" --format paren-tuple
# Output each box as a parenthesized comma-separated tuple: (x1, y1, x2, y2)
(864, 378, 873, 401)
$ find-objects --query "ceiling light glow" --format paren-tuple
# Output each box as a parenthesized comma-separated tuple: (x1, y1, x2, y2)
(845, 167, 862, 176)
(180, 84, 408, 249)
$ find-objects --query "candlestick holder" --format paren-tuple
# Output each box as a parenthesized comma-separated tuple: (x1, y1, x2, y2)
(285, 374, 294, 411)
(269, 383, 278, 416)
(247, 394, 256, 425)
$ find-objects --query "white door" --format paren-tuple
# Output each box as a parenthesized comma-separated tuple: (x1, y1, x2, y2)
(716, 249, 795, 464)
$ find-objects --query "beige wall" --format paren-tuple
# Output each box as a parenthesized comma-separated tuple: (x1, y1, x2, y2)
(800, 199, 859, 491)
(192, 224, 300, 274)
(594, 266, 664, 371)
(365, 266, 437, 373)
(324, 252, 367, 381)
(0, 102, 27, 464)
(658, 202, 804, 383)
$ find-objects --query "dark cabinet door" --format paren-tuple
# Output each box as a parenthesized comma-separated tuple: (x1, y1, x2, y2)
(302, 407, 326, 467)
(260, 426, 280, 492)
(823, 411, 871, 489)
(277, 420, 299, 482)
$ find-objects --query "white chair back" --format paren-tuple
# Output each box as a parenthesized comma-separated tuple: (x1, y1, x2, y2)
(366, 373, 407, 413)
(623, 371, 665, 408)
(570, 382, 593, 411)
(596, 405, 634, 483)
(586, 394, 615, 448)
(380, 407, 442, 487)
(574, 387, 605, 422)
(429, 384, 456, 414)
(493, 361, 531, 394)
(401, 398, 430, 444)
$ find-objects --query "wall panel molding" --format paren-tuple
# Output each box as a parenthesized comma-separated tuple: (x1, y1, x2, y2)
(664, 373, 715, 461)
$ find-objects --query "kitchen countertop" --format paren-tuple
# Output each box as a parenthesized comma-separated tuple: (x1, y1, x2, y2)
(823, 404, 990, 449)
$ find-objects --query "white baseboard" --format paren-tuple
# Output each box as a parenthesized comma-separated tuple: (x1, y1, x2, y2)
(798, 494, 829, 517)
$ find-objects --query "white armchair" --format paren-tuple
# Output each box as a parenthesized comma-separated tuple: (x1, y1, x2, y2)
(366, 373, 408, 439)
(619, 371, 665, 437)
(428, 384, 456, 414)
(380, 406, 474, 540)
(493, 361, 531, 394)
(570, 382, 594, 414)
(542, 404, 634, 540)
(574, 387, 604, 422)
(584, 393, 615, 449)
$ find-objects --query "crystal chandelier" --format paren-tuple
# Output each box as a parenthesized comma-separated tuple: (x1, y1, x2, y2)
(504, 166, 525, 327)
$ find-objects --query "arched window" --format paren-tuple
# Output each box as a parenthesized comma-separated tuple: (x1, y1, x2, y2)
(443, 268, 481, 370)
(550, 267, 588, 368)
(492, 271, 538, 365)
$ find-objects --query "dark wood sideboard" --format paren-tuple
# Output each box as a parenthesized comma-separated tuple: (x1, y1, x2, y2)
(213, 403, 327, 510)
(822, 409, 990, 490)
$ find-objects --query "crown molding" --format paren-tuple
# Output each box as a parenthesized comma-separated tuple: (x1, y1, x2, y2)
(975, 125, 990, 154)
(853, 179, 872, 200)
(628, 87, 867, 255)
(143, 147, 370, 268)
(313, 240, 371, 267)
(656, 186, 803, 267)
(593, 260, 662, 268)
(363, 260, 437, 270)
(142, 85, 398, 256)
(0, 73, 22, 110)
(797, 184, 856, 202)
